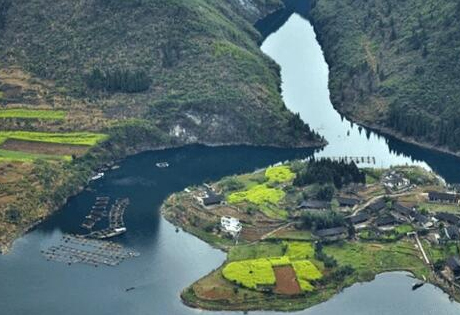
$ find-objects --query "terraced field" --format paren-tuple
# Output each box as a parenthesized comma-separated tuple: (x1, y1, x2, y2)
(0, 131, 108, 162)
(0, 109, 66, 120)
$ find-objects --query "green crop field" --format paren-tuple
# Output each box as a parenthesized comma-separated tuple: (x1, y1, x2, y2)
(0, 109, 66, 120)
(0, 131, 108, 146)
(227, 184, 285, 205)
(223, 242, 323, 292)
(285, 242, 315, 260)
(265, 165, 295, 183)
(0, 149, 71, 162)
(223, 259, 276, 289)
(292, 260, 323, 292)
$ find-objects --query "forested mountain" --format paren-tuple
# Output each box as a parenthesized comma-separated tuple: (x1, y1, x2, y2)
(0, 0, 324, 252)
(309, 0, 460, 153)
(0, 0, 322, 147)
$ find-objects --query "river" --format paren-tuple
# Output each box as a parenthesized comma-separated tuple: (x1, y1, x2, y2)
(1, 9, 460, 315)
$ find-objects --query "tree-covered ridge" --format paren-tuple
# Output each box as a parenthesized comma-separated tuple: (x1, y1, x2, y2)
(310, 0, 460, 152)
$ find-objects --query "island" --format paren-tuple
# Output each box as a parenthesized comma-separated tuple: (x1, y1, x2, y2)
(162, 159, 460, 311)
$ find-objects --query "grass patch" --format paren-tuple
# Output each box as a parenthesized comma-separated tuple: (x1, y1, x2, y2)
(0, 131, 108, 146)
(0, 109, 66, 120)
(228, 243, 285, 261)
(265, 166, 295, 183)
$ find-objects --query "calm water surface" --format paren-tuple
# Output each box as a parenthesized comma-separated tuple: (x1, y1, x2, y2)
(2, 11, 460, 315)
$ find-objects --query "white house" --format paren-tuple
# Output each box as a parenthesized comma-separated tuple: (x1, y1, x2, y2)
(221, 216, 242, 237)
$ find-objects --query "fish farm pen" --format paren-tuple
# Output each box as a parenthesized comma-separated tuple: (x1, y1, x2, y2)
(41, 197, 138, 267)
(41, 234, 139, 267)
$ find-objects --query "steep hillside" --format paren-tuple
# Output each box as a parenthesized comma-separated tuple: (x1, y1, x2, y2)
(0, 0, 325, 252)
(309, 0, 460, 154)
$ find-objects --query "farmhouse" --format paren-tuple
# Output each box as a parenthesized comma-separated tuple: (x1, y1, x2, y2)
(336, 197, 360, 208)
(428, 191, 458, 203)
(445, 226, 460, 240)
(446, 256, 460, 280)
(297, 200, 330, 210)
(221, 216, 242, 237)
(314, 227, 347, 239)
(413, 213, 432, 228)
(200, 189, 224, 207)
(347, 212, 370, 225)
(393, 202, 413, 218)
(436, 212, 460, 226)
(375, 214, 398, 228)
(367, 199, 386, 212)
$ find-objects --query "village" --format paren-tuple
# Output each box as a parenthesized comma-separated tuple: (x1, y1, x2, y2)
(162, 159, 460, 311)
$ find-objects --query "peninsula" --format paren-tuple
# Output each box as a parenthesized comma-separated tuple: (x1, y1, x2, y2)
(162, 159, 460, 311)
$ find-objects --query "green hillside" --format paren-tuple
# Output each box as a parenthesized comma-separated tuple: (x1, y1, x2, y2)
(0, 0, 325, 252)
(310, 0, 460, 153)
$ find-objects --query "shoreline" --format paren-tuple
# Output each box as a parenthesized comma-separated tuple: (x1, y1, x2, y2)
(334, 105, 460, 159)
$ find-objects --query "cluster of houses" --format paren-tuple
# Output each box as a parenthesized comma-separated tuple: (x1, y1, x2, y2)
(382, 171, 411, 191)
(192, 186, 242, 237)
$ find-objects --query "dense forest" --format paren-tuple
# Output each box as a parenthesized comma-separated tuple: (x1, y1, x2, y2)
(310, 0, 460, 152)
(294, 159, 366, 189)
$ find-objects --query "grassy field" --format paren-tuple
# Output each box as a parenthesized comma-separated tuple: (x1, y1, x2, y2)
(324, 241, 430, 280)
(228, 243, 285, 261)
(0, 109, 66, 120)
(265, 166, 295, 183)
(0, 131, 108, 146)
(285, 242, 315, 260)
(0, 149, 71, 162)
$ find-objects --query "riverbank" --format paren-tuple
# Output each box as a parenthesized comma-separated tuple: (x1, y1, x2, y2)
(162, 161, 460, 311)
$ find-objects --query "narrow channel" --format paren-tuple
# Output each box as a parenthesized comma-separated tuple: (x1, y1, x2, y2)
(1, 8, 460, 315)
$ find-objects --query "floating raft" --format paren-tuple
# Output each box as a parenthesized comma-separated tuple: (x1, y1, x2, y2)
(41, 234, 139, 267)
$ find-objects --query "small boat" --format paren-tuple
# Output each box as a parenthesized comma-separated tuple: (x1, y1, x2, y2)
(90, 172, 104, 181)
(155, 162, 169, 168)
(125, 287, 135, 292)
(412, 282, 425, 290)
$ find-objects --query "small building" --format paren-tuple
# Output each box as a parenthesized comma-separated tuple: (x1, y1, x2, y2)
(367, 199, 387, 213)
(297, 200, 330, 210)
(445, 225, 460, 240)
(348, 212, 370, 225)
(314, 226, 348, 239)
(428, 191, 458, 203)
(411, 211, 432, 228)
(436, 212, 460, 226)
(446, 256, 460, 280)
(221, 216, 242, 237)
(201, 189, 224, 207)
(393, 202, 413, 218)
(376, 214, 398, 227)
(337, 197, 361, 208)
(382, 172, 410, 190)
